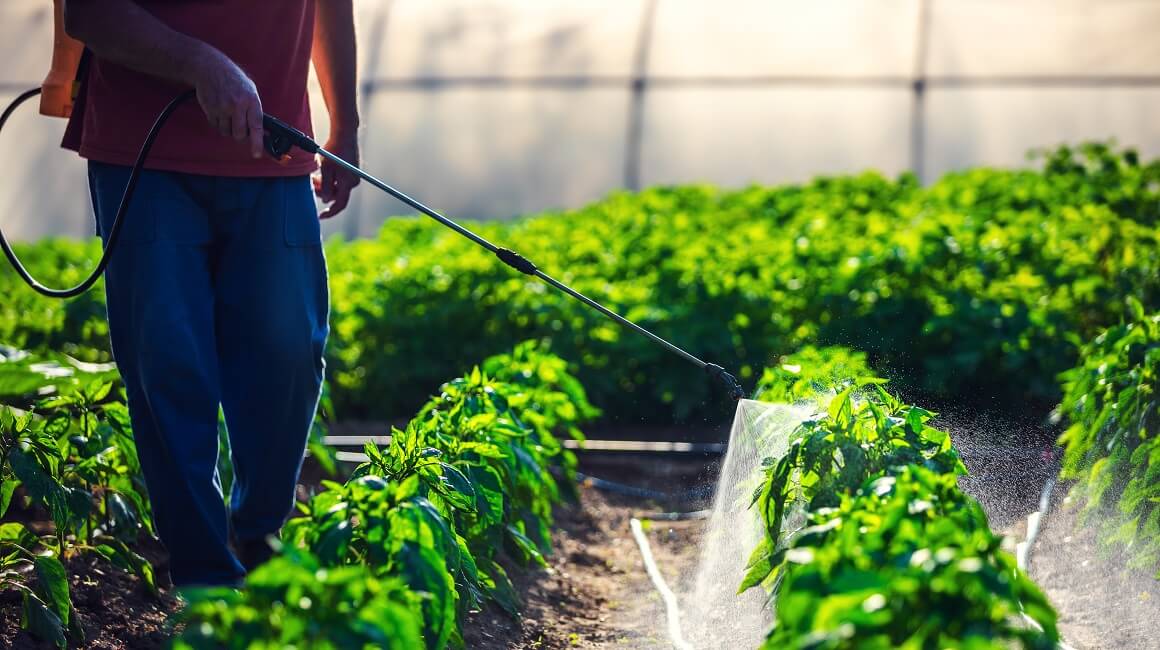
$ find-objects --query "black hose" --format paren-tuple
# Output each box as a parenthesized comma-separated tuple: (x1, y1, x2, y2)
(0, 88, 195, 298)
(576, 472, 714, 502)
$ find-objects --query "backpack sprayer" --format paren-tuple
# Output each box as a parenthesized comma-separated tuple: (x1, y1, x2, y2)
(1, 1, 746, 402)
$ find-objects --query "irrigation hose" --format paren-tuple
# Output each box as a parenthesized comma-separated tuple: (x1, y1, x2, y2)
(577, 472, 713, 503)
(1016, 471, 1078, 650)
(630, 517, 694, 650)
(0, 88, 195, 298)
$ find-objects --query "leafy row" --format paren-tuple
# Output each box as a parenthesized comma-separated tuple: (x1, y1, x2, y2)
(742, 350, 1058, 648)
(173, 342, 596, 649)
(3, 144, 1157, 426)
(0, 348, 156, 647)
(1058, 298, 1160, 574)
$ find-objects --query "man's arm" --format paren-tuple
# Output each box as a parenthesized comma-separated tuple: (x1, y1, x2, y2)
(312, 0, 361, 219)
(63, 0, 265, 157)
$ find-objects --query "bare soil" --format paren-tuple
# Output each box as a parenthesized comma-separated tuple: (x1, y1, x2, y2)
(464, 484, 695, 649)
(0, 552, 179, 650)
(1028, 499, 1160, 650)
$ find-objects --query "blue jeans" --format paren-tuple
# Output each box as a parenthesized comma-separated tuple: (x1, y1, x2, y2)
(88, 161, 329, 586)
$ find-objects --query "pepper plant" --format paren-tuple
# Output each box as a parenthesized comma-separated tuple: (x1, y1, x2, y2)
(1058, 298, 1160, 572)
(743, 363, 1056, 647)
(766, 466, 1058, 649)
(172, 547, 424, 650)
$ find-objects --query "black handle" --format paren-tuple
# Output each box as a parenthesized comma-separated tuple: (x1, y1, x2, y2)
(262, 114, 319, 158)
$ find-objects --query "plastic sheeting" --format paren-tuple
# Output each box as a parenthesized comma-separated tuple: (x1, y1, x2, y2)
(1, 0, 1158, 240)
(640, 87, 913, 187)
(925, 87, 1160, 179)
(926, 0, 1160, 78)
(648, 0, 921, 78)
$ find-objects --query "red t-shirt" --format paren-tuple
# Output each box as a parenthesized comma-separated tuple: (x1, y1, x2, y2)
(63, 0, 317, 177)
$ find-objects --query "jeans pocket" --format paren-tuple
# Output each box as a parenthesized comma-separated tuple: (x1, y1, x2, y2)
(283, 177, 322, 247)
(90, 162, 158, 245)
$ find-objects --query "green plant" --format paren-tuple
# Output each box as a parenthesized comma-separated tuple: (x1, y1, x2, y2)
(273, 346, 593, 649)
(1058, 298, 1160, 572)
(0, 353, 157, 645)
(753, 346, 873, 404)
(743, 384, 966, 592)
(284, 476, 463, 649)
(0, 523, 78, 648)
(172, 548, 424, 650)
(1, 407, 77, 548)
(742, 360, 1055, 647)
(481, 339, 601, 443)
(765, 466, 1058, 649)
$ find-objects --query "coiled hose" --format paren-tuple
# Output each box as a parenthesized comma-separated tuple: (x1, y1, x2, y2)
(0, 88, 193, 298)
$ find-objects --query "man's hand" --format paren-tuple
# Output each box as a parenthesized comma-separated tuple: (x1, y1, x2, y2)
(314, 133, 360, 219)
(190, 52, 265, 159)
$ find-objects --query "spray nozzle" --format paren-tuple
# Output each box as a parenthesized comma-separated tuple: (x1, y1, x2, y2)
(704, 363, 745, 401)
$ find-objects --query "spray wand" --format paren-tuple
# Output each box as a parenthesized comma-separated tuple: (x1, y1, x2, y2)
(0, 87, 746, 402)
(262, 115, 747, 401)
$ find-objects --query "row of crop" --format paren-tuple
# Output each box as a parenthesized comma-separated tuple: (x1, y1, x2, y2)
(173, 341, 597, 648)
(740, 347, 1059, 648)
(1058, 298, 1160, 576)
(2, 144, 1157, 426)
(0, 340, 595, 648)
(0, 348, 158, 647)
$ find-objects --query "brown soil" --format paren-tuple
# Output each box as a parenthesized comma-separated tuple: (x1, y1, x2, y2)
(0, 551, 180, 650)
(463, 484, 700, 649)
(1028, 498, 1160, 650)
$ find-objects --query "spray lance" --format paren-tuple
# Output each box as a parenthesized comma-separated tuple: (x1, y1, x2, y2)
(1, 4, 746, 403)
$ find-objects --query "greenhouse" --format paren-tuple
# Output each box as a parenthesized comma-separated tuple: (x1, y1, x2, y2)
(0, 1, 1158, 649)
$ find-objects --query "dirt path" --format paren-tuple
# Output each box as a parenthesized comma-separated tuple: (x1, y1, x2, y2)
(1028, 503, 1160, 650)
(465, 485, 702, 649)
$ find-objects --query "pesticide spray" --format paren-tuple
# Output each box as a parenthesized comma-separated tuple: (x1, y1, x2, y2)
(678, 399, 814, 648)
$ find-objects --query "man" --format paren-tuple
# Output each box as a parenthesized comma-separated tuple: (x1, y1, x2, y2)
(61, 0, 359, 587)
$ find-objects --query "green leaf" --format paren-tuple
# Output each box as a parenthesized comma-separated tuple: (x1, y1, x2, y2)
(739, 550, 772, 594)
(33, 554, 71, 627)
(8, 447, 69, 529)
(483, 560, 521, 615)
(314, 519, 354, 565)
(22, 590, 66, 648)
(94, 541, 157, 594)
(436, 462, 476, 511)
(0, 479, 17, 518)
(505, 524, 546, 567)
(395, 541, 455, 650)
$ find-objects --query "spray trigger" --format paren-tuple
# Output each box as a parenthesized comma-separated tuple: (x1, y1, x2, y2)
(262, 114, 320, 160)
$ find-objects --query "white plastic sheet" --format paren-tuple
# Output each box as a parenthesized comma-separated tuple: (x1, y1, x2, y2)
(640, 87, 912, 188)
(648, 0, 921, 78)
(0, 0, 1157, 240)
(927, 0, 1160, 78)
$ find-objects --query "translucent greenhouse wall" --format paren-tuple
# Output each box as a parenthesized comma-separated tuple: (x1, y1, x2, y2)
(1, 0, 1158, 241)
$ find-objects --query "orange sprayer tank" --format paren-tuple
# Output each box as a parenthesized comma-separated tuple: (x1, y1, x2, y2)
(40, 0, 85, 118)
